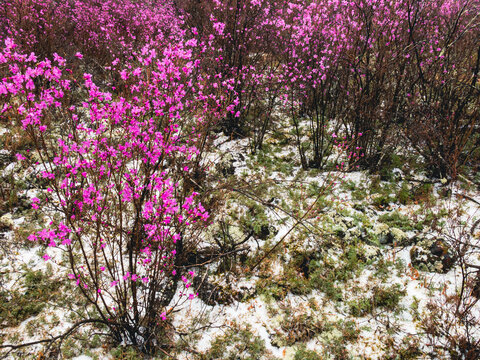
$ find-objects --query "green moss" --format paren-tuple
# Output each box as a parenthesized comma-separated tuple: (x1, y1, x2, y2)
(396, 182, 411, 205)
(308, 248, 363, 302)
(374, 258, 396, 281)
(377, 153, 405, 181)
(257, 279, 289, 301)
(373, 284, 406, 311)
(0, 267, 63, 328)
(348, 284, 406, 317)
(256, 261, 311, 301)
(352, 187, 369, 201)
(411, 183, 434, 203)
(294, 345, 323, 360)
(378, 211, 422, 232)
(110, 346, 144, 360)
(238, 201, 271, 240)
(257, 246, 364, 302)
(278, 313, 324, 346)
(371, 194, 394, 209)
(203, 325, 266, 360)
(348, 297, 374, 317)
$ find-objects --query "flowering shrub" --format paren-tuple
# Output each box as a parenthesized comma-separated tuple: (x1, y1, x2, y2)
(0, 0, 182, 81)
(0, 34, 229, 351)
(3, 0, 475, 176)
(269, 0, 479, 174)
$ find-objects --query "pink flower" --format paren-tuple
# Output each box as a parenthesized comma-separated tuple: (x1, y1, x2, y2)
(75, 52, 83, 59)
(213, 21, 225, 35)
(31, 197, 40, 209)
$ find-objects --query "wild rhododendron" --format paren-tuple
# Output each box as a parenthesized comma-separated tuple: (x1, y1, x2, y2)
(0, 34, 230, 349)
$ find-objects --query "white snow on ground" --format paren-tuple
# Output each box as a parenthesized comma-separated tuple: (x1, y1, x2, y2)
(1, 133, 479, 359)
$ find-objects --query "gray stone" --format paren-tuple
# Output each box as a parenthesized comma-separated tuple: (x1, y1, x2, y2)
(374, 223, 407, 245)
(0, 151, 13, 167)
(215, 152, 245, 177)
(0, 213, 14, 230)
(410, 238, 456, 273)
(361, 244, 382, 261)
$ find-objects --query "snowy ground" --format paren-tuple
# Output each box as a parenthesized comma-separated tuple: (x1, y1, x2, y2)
(1, 131, 479, 359)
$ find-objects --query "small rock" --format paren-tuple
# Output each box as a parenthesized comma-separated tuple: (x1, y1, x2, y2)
(0, 213, 14, 230)
(0, 151, 13, 167)
(215, 152, 245, 177)
(410, 238, 456, 273)
(361, 244, 382, 261)
(374, 223, 407, 245)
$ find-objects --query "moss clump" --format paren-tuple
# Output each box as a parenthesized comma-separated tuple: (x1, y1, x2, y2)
(110, 346, 145, 360)
(0, 267, 63, 328)
(348, 284, 406, 317)
(279, 313, 323, 346)
(203, 325, 267, 360)
(294, 345, 323, 360)
(378, 212, 422, 232)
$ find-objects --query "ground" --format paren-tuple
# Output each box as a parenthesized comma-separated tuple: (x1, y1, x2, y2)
(0, 128, 479, 359)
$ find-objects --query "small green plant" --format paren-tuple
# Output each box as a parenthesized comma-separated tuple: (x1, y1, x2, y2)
(203, 325, 267, 360)
(110, 345, 144, 360)
(396, 182, 411, 205)
(308, 248, 364, 302)
(372, 284, 406, 312)
(371, 194, 394, 209)
(374, 258, 396, 281)
(349, 284, 406, 317)
(239, 201, 271, 240)
(338, 320, 359, 342)
(348, 297, 374, 317)
(279, 313, 323, 345)
(294, 345, 322, 360)
(0, 267, 63, 328)
(378, 211, 421, 232)
(411, 183, 434, 203)
(352, 187, 369, 201)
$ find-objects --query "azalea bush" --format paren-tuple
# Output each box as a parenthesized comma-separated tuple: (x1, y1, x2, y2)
(176, 0, 284, 144)
(173, 0, 480, 177)
(0, 32, 231, 352)
(0, 0, 182, 76)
